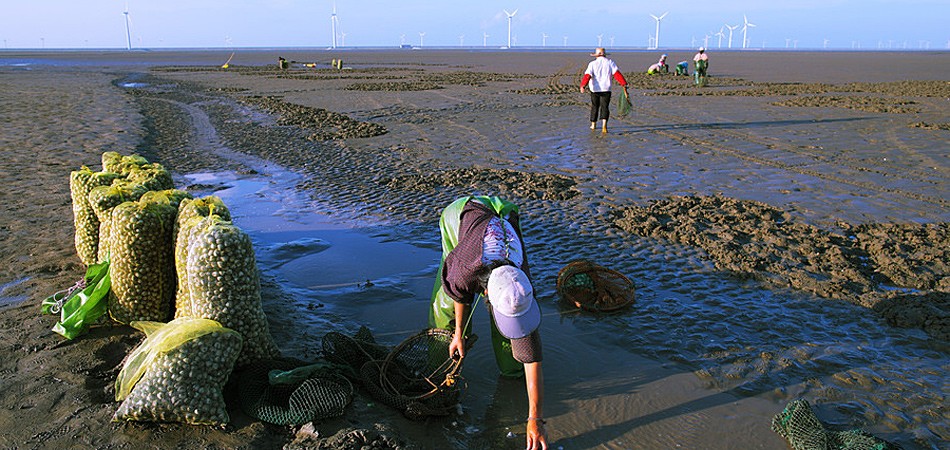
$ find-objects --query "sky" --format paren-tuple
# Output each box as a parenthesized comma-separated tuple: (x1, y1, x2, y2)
(1, 1, 948, 51)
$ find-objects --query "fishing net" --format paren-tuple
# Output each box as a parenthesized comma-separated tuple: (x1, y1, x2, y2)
(70, 167, 123, 265)
(183, 214, 280, 366)
(237, 358, 354, 426)
(556, 260, 636, 313)
(323, 328, 475, 420)
(771, 399, 900, 450)
(114, 318, 243, 426)
(173, 196, 231, 319)
(106, 192, 179, 324)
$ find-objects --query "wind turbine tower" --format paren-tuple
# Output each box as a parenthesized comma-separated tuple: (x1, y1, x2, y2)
(419, 32, 425, 47)
(330, 3, 339, 49)
(542, 33, 548, 47)
(483, 32, 489, 47)
(741, 15, 755, 49)
(726, 24, 738, 49)
(123, 4, 132, 50)
(650, 12, 668, 49)
(716, 27, 725, 48)
(504, 9, 517, 48)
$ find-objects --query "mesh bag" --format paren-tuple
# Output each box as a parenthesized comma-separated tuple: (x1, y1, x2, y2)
(771, 399, 899, 450)
(617, 88, 632, 117)
(106, 193, 178, 324)
(556, 260, 636, 313)
(113, 318, 243, 426)
(237, 358, 354, 425)
(70, 167, 123, 265)
(184, 214, 280, 366)
(102, 151, 149, 175)
(173, 196, 231, 319)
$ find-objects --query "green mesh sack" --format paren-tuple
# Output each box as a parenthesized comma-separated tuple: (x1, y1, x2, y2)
(322, 326, 390, 374)
(102, 152, 149, 175)
(185, 215, 280, 366)
(88, 179, 149, 222)
(173, 197, 231, 319)
(237, 358, 354, 425)
(114, 318, 243, 426)
(107, 193, 178, 324)
(771, 399, 899, 450)
(70, 166, 122, 265)
(126, 163, 174, 192)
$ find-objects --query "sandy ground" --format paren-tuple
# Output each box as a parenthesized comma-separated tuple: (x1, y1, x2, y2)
(0, 49, 947, 449)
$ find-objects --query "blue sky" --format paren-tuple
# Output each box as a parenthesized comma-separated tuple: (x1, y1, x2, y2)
(2, 1, 947, 50)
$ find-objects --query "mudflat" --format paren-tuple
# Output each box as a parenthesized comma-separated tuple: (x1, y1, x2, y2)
(0, 49, 946, 449)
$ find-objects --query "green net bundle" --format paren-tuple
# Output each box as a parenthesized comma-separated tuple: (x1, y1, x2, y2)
(237, 358, 354, 426)
(173, 197, 231, 319)
(70, 167, 123, 265)
(184, 215, 280, 366)
(771, 399, 899, 450)
(617, 88, 632, 117)
(106, 192, 179, 324)
(114, 318, 243, 426)
(101, 151, 148, 175)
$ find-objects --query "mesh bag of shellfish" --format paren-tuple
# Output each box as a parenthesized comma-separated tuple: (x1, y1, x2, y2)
(185, 214, 280, 366)
(114, 317, 243, 426)
(101, 151, 149, 175)
(125, 162, 174, 192)
(70, 166, 123, 266)
(173, 196, 231, 319)
(107, 192, 179, 324)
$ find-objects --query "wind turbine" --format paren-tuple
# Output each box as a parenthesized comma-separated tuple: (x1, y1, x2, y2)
(741, 15, 755, 49)
(418, 32, 425, 47)
(725, 24, 738, 49)
(542, 33, 548, 47)
(400, 34, 406, 45)
(610, 36, 615, 46)
(459, 35, 464, 46)
(483, 32, 489, 47)
(123, 3, 132, 50)
(649, 12, 668, 49)
(330, 2, 339, 49)
(503, 9, 517, 48)
(563, 36, 568, 47)
(597, 34, 603, 46)
(715, 27, 725, 48)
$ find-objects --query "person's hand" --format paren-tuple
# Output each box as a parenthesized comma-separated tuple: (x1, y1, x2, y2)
(526, 419, 548, 449)
(579, 86, 585, 93)
(449, 333, 465, 360)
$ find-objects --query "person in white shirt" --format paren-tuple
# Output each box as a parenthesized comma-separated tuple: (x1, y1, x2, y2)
(580, 47, 629, 134)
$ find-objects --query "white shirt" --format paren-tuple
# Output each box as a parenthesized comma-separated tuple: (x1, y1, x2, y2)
(584, 56, 620, 93)
(482, 215, 524, 267)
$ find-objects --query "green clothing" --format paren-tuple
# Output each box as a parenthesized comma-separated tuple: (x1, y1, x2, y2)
(429, 196, 524, 377)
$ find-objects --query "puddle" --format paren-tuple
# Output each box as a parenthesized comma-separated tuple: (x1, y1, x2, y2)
(0, 277, 31, 308)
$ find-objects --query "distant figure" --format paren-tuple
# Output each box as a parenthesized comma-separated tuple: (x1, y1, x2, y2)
(278, 56, 289, 70)
(675, 61, 689, 76)
(693, 47, 709, 86)
(580, 47, 629, 134)
(647, 54, 669, 74)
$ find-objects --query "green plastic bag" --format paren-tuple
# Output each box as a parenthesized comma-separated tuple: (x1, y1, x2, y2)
(617, 88, 632, 117)
(41, 258, 112, 339)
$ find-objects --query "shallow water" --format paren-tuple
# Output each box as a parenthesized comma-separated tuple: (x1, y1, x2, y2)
(133, 52, 947, 448)
(181, 157, 946, 449)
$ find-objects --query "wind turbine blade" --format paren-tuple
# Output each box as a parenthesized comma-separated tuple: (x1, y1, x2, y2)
(659, 12, 668, 20)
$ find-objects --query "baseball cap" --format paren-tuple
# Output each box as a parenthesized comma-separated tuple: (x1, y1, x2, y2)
(487, 265, 541, 339)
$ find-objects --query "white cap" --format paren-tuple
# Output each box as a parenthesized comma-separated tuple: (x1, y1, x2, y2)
(487, 265, 541, 339)
(699, 47, 705, 52)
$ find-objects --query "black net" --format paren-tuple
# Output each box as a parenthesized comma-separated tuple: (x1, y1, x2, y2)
(237, 358, 354, 426)
(323, 327, 474, 420)
(771, 399, 900, 450)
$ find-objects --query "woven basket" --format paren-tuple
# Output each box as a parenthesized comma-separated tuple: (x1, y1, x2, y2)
(556, 260, 636, 313)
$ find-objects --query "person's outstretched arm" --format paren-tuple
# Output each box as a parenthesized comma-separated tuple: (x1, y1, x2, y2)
(525, 361, 548, 449)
